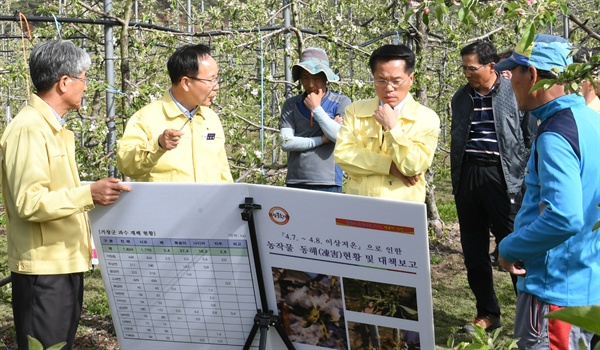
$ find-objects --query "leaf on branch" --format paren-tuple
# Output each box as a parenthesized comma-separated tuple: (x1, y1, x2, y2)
(531, 78, 555, 92)
(519, 23, 536, 55)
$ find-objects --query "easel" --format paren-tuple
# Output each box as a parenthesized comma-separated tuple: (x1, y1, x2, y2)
(239, 197, 295, 350)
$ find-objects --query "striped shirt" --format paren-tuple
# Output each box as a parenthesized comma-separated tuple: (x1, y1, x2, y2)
(465, 87, 499, 159)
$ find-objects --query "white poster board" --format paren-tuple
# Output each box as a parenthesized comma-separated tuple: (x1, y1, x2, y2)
(89, 183, 434, 350)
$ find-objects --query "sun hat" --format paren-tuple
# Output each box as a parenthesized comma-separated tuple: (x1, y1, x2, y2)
(292, 47, 339, 82)
(495, 34, 572, 73)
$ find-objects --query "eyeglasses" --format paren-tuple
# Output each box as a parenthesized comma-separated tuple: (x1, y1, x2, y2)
(70, 76, 88, 84)
(374, 78, 408, 88)
(187, 76, 220, 86)
(461, 64, 489, 72)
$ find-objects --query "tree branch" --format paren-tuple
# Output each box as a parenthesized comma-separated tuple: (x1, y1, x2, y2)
(568, 14, 600, 41)
(77, 1, 127, 26)
(467, 25, 507, 43)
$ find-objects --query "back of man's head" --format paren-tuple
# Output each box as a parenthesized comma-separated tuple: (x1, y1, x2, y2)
(167, 44, 212, 84)
(460, 41, 499, 65)
(29, 40, 91, 93)
(573, 47, 600, 77)
(369, 44, 415, 74)
(573, 47, 600, 65)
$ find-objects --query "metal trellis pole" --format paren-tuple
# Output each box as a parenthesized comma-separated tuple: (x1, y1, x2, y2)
(104, 0, 117, 178)
(283, 0, 292, 98)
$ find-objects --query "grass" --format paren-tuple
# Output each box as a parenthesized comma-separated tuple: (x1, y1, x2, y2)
(430, 251, 518, 348)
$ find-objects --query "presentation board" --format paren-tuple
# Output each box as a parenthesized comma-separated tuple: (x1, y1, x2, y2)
(88, 183, 434, 349)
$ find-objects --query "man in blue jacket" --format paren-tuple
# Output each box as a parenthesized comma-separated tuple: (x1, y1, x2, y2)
(497, 34, 600, 349)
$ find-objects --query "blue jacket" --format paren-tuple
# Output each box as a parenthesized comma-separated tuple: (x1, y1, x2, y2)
(499, 94, 600, 306)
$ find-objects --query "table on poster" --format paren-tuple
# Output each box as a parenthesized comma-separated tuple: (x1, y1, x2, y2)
(99, 235, 256, 346)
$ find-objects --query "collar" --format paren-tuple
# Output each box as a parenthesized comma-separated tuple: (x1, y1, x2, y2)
(169, 89, 198, 119)
(28, 94, 65, 131)
(465, 72, 502, 97)
(49, 104, 66, 127)
(531, 94, 586, 122)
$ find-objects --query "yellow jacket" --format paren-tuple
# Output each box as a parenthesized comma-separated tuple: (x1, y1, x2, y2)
(117, 93, 233, 183)
(0, 94, 94, 274)
(334, 95, 440, 202)
(588, 95, 600, 113)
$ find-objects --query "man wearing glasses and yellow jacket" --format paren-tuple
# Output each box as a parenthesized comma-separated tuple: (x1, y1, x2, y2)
(334, 44, 440, 202)
(117, 44, 232, 183)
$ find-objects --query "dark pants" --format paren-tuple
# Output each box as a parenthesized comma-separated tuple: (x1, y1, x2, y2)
(286, 183, 343, 193)
(12, 272, 84, 350)
(455, 160, 519, 318)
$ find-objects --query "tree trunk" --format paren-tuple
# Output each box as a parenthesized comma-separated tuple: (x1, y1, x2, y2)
(412, 12, 444, 238)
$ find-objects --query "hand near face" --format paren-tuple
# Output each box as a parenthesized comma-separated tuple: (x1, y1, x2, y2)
(91, 177, 131, 206)
(373, 104, 398, 131)
(390, 163, 420, 187)
(158, 129, 184, 150)
(304, 92, 323, 111)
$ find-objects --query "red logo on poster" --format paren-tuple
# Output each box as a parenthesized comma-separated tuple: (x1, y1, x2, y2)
(269, 206, 290, 225)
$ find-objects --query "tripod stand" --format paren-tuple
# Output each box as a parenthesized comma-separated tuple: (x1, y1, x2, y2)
(240, 197, 295, 350)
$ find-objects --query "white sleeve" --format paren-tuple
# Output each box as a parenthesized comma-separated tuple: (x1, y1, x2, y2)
(311, 106, 341, 142)
(280, 127, 323, 151)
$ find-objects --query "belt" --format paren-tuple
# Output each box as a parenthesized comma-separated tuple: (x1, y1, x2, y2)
(464, 154, 500, 166)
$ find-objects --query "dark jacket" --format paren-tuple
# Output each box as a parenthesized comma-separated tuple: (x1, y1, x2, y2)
(450, 76, 537, 196)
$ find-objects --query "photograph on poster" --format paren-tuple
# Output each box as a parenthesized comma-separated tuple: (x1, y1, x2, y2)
(343, 278, 418, 321)
(272, 267, 348, 349)
(347, 322, 420, 350)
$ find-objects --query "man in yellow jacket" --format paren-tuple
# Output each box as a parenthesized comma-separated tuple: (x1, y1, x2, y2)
(0, 40, 130, 350)
(117, 44, 233, 183)
(334, 44, 440, 202)
(573, 47, 600, 113)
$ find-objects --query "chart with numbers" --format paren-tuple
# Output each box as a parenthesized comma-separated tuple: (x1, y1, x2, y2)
(89, 183, 264, 350)
(100, 236, 255, 346)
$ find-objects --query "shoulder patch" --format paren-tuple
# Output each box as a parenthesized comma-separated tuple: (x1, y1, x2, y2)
(535, 108, 580, 173)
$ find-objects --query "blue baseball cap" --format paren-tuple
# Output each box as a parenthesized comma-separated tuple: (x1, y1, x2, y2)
(495, 34, 572, 73)
(292, 47, 339, 82)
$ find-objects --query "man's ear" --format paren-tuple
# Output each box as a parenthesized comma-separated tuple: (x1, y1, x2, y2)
(528, 66, 538, 82)
(57, 75, 71, 93)
(179, 76, 192, 92)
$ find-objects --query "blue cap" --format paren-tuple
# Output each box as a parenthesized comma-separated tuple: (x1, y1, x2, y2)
(495, 34, 572, 72)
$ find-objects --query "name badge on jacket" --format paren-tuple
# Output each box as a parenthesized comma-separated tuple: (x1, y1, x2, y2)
(205, 133, 216, 140)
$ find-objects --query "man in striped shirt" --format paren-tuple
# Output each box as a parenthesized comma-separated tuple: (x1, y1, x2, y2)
(450, 41, 537, 333)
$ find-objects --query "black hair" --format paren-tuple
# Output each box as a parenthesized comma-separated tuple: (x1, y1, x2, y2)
(498, 50, 513, 61)
(167, 44, 212, 84)
(460, 41, 499, 65)
(368, 44, 415, 74)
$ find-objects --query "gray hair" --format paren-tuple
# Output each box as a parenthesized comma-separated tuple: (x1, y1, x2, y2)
(29, 40, 91, 93)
